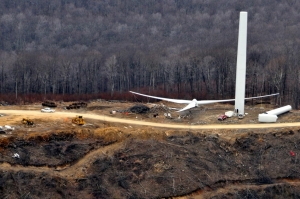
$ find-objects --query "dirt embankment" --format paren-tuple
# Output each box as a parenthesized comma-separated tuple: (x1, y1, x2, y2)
(1, 126, 300, 199)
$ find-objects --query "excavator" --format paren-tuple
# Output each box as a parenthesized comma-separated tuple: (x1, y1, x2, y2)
(72, 116, 85, 125)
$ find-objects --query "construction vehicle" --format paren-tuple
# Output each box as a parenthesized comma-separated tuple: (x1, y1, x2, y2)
(22, 118, 34, 125)
(72, 116, 85, 125)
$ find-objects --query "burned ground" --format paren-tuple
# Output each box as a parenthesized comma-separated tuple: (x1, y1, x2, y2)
(0, 101, 300, 198)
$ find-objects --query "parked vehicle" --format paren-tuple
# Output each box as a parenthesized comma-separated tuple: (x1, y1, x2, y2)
(41, 107, 55, 113)
(218, 114, 227, 121)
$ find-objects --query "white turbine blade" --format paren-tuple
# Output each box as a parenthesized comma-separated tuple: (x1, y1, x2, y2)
(196, 99, 236, 105)
(244, 93, 279, 100)
(195, 93, 279, 105)
(177, 101, 196, 112)
(130, 91, 192, 104)
(130, 91, 279, 111)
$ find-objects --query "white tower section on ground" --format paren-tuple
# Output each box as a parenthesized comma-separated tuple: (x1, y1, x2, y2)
(234, 12, 248, 118)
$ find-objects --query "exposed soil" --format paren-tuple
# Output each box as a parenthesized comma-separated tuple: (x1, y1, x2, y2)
(1, 100, 300, 199)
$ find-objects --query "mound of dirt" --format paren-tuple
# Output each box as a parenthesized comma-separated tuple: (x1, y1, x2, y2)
(129, 104, 150, 113)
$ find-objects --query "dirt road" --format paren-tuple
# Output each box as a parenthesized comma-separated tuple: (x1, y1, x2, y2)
(1, 109, 300, 129)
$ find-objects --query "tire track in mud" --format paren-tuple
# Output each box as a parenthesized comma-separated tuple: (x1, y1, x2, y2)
(1, 110, 300, 129)
(61, 142, 124, 179)
(175, 179, 300, 199)
(0, 142, 124, 180)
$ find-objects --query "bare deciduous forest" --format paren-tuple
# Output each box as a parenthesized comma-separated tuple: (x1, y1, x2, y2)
(0, 0, 299, 107)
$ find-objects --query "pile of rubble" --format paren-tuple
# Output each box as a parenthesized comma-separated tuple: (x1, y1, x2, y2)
(42, 100, 57, 107)
(110, 103, 176, 119)
(110, 104, 167, 113)
(65, 102, 88, 109)
(148, 104, 172, 113)
(127, 104, 173, 114)
(128, 104, 150, 113)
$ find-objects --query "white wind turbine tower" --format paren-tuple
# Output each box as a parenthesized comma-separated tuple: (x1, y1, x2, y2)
(234, 11, 248, 118)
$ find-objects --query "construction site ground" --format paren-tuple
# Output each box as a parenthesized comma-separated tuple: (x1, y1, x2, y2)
(1, 100, 300, 199)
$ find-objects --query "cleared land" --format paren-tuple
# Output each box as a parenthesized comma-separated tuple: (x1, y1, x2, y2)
(0, 100, 300, 199)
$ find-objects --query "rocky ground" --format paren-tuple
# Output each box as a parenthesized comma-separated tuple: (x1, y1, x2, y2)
(0, 100, 300, 199)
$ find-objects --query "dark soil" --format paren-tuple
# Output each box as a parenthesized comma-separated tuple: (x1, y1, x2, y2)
(1, 126, 300, 199)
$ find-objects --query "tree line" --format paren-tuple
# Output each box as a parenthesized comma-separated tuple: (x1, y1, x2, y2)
(0, 0, 299, 108)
